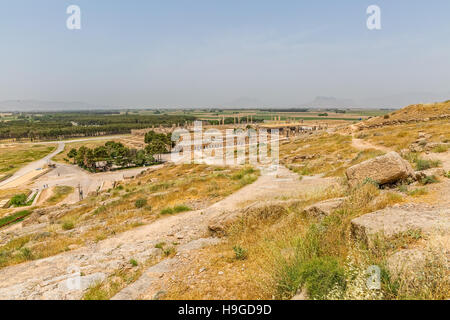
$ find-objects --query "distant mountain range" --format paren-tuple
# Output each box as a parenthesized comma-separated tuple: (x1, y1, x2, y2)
(1, 91, 449, 111)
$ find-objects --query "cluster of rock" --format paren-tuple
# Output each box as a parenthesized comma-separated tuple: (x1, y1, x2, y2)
(409, 132, 449, 153)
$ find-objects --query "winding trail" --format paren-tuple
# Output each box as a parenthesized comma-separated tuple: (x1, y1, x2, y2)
(351, 138, 391, 153)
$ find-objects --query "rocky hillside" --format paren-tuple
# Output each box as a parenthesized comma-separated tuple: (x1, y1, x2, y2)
(355, 100, 450, 130)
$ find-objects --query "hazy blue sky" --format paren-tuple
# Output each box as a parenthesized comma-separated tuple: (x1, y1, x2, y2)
(1, 0, 449, 108)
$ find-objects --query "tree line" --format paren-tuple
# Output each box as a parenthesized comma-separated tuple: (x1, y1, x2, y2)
(0, 112, 195, 141)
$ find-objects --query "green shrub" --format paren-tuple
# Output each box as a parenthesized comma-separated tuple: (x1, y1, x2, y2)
(129, 259, 138, 267)
(363, 177, 380, 188)
(173, 205, 192, 213)
(163, 247, 176, 256)
(233, 245, 248, 260)
(134, 198, 147, 209)
(62, 221, 75, 230)
(297, 256, 346, 300)
(20, 248, 33, 260)
(161, 205, 191, 215)
(445, 171, 450, 179)
(415, 159, 441, 171)
(420, 175, 439, 185)
(10, 194, 27, 207)
(160, 207, 174, 215)
(155, 242, 165, 249)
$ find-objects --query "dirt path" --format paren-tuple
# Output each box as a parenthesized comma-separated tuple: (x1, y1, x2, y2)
(351, 138, 391, 153)
(0, 165, 336, 300)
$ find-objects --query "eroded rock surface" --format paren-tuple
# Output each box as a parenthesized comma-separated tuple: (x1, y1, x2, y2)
(346, 152, 415, 187)
(351, 204, 450, 245)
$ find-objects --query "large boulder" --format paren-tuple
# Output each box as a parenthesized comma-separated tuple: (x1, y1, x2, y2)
(351, 204, 450, 245)
(346, 152, 414, 187)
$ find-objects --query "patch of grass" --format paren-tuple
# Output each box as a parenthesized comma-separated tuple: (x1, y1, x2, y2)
(163, 247, 176, 257)
(10, 194, 27, 207)
(20, 247, 33, 260)
(46, 186, 74, 205)
(62, 220, 75, 230)
(231, 167, 259, 186)
(160, 207, 174, 215)
(0, 144, 56, 176)
(134, 198, 147, 209)
(407, 188, 428, 197)
(432, 144, 449, 153)
(415, 159, 441, 171)
(129, 259, 138, 267)
(160, 204, 192, 215)
(419, 175, 439, 185)
(281, 133, 383, 178)
(233, 245, 248, 261)
(155, 242, 166, 249)
(0, 210, 32, 228)
(361, 118, 450, 151)
(173, 205, 192, 213)
(297, 256, 346, 300)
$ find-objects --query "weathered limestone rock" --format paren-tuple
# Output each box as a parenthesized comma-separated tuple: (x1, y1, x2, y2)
(346, 152, 415, 187)
(415, 168, 446, 181)
(291, 289, 309, 300)
(387, 249, 431, 280)
(302, 198, 346, 218)
(208, 200, 302, 236)
(351, 205, 450, 245)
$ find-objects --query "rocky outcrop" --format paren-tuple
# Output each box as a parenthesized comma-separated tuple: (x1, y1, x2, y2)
(387, 249, 431, 280)
(208, 200, 302, 236)
(351, 204, 450, 245)
(346, 152, 415, 187)
(302, 198, 346, 219)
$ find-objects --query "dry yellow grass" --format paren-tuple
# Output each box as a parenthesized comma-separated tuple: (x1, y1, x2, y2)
(280, 133, 385, 177)
(364, 101, 450, 126)
(0, 144, 56, 177)
(163, 183, 414, 300)
(357, 120, 450, 151)
(45, 186, 74, 205)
